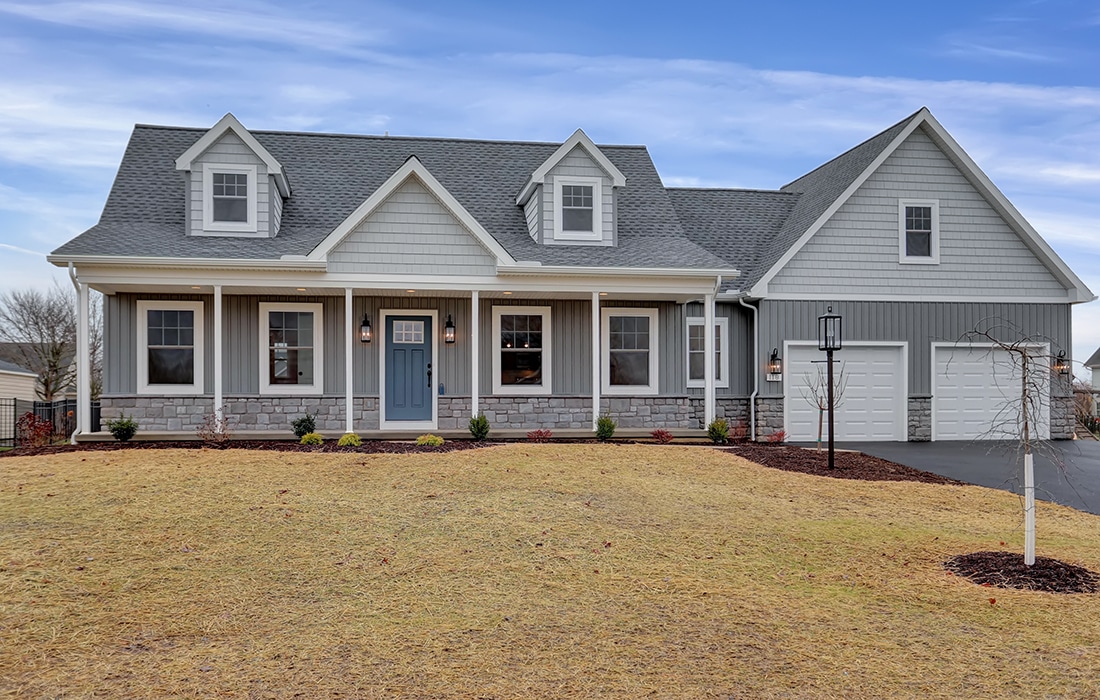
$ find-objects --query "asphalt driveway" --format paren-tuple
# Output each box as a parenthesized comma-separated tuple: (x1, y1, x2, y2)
(835, 440, 1100, 516)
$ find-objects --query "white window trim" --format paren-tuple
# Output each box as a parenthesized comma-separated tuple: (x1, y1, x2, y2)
(602, 307, 659, 396)
(203, 164, 258, 233)
(259, 302, 324, 396)
(137, 300, 204, 396)
(898, 199, 940, 265)
(685, 316, 730, 389)
(491, 305, 552, 396)
(553, 176, 603, 242)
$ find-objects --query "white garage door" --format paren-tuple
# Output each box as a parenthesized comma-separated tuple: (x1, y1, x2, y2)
(933, 345, 1050, 440)
(785, 344, 906, 442)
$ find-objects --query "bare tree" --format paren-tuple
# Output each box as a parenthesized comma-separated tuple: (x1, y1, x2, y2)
(799, 361, 849, 452)
(0, 281, 102, 400)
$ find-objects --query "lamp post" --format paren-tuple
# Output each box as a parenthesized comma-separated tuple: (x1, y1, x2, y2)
(818, 306, 842, 469)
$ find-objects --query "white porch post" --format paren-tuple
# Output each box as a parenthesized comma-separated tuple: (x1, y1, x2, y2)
(77, 281, 90, 436)
(213, 285, 223, 431)
(704, 292, 716, 426)
(345, 287, 354, 434)
(471, 290, 480, 419)
(592, 291, 601, 431)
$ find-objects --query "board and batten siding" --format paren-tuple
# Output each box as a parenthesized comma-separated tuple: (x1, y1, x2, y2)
(327, 176, 498, 276)
(682, 302, 755, 397)
(768, 126, 1067, 299)
(187, 132, 275, 238)
(541, 146, 615, 246)
(756, 299, 1072, 398)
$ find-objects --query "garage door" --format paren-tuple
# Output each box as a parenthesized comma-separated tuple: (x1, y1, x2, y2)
(933, 345, 1049, 440)
(785, 344, 906, 442)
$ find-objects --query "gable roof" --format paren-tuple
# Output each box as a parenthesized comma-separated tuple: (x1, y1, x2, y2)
(175, 113, 291, 197)
(516, 129, 627, 205)
(0, 358, 37, 376)
(1086, 347, 1100, 369)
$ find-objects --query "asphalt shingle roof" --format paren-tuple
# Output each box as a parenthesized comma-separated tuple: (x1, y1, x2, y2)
(0, 358, 35, 375)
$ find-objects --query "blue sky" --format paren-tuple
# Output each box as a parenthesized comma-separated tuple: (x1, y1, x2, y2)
(0, 0, 1098, 373)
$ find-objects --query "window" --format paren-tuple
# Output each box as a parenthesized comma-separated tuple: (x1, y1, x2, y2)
(899, 200, 939, 264)
(492, 306, 551, 395)
(259, 302, 323, 395)
(602, 308, 659, 395)
(392, 320, 424, 344)
(686, 317, 730, 389)
(203, 164, 257, 232)
(553, 177, 602, 241)
(137, 300, 203, 395)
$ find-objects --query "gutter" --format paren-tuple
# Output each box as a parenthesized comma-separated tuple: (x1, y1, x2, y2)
(738, 295, 759, 442)
(47, 254, 327, 271)
(499, 264, 740, 279)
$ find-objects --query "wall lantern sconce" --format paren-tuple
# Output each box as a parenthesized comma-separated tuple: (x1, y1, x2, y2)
(359, 315, 372, 343)
(444, 314, 456, 344)
(766, 348, 783, 382)
(1055, 350, 1070, 377)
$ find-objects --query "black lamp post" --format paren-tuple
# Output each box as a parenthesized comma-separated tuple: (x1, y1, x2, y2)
(818, 306, 842, 469)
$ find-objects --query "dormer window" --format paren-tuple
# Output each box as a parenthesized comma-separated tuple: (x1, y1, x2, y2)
(203, 164, 257, 232)
(553, 177, 602, 241)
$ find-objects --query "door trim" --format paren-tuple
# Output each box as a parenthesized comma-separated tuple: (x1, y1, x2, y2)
(379, 309, 438, 430)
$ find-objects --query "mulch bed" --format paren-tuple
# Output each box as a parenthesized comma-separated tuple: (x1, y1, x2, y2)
(723, 444, 965, 485)
(0, 439, 488, 458)
(945, 551, 1100, 594)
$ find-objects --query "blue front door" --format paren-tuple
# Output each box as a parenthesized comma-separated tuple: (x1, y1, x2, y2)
(385, 315, 433, 422)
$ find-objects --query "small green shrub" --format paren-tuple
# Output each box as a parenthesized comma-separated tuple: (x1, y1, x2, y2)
(291, 413, 316, 439)
(707, 418, 729, 445)
(299, 432, 324, 446)
(595, 414, 617, 441)
(337, 432, 362, 447)
(105, 415, 138, 442)
(468, 413, 491, 440)
(416, 434, 444, 447)
(650, 428, 674, 444)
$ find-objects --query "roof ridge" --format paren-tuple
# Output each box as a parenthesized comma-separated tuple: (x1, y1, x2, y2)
(667, 186, 798, 195)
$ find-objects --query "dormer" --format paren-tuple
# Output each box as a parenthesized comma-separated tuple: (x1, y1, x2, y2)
(175, 113, 290, 238)
(516, 129, 626, 247)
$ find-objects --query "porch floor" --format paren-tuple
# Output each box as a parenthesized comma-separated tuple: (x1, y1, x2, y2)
(74, 428, 711, 443)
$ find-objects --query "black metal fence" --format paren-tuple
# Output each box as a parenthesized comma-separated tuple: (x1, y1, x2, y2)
(0, 398, 101, 447)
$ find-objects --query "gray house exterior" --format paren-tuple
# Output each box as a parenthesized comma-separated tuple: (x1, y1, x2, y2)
(50, 109, 1094, 441)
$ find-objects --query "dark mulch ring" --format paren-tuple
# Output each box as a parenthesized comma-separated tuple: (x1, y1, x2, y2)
(945, 551, 1100, 594)
(1, 439, 490, 458)
(724, 444, 965, 485)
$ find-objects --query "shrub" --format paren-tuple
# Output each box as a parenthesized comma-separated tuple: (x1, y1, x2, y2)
(195, 411, 232, 447)
(16, 412, 53, 448)
(337, 432, 362, 447)
(468, 413, 491, 440)
(105, 415, 138, 442)
(707, 418, 729, 444)
(526, 428, 553, 443)
(416, 434, 444, 447)
(1083, 415, 1099, 437)
(291, 413, 316, 439)
(650, 428, 674, 445)
(299, 432, 324, 446)
(729, 419, 748, 442)
(595, 414, 617, 441)
(766, 429, 788, 444)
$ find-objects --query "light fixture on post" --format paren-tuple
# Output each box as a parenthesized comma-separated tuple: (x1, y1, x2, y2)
(767, 348, 782, 378)
(444, 314, 456, 344)
(1055, 350, 1070, 377)
(817, 306, 842, 470)
(359, 315, 372, 343)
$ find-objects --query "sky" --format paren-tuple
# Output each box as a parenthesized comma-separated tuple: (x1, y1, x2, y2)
(0, 0, 1098, 375)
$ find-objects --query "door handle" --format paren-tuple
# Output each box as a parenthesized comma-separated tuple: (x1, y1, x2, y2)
(427, 363, 432, 388)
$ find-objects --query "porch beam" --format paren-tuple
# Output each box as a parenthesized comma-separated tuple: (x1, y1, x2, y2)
(213, 285, 223, 431)
(704, 292, 716, 426)
(471, 290, 480, 420)
(591, 291, 600, 431)
(345, 287, 354, 434)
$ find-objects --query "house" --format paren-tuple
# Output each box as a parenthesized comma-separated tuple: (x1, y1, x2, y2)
(0, 342, 77, 400)
(1088, 348, 1100, 389)
(0, 358, 38, 402)
(48, 108, 1094, 441)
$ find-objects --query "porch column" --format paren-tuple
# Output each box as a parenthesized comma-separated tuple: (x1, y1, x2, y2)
(704, 292, 716, 427)
(213, 285, 223, 431)
(77, 281, 90, 436)
(345, 287, 354, 434)
(592, 291, 601, 431)
(470, 290, 480, 419)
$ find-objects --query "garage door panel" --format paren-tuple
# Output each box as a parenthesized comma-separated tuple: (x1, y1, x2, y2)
(785, 345, 905, 442)
(933, 346, 1049, 441)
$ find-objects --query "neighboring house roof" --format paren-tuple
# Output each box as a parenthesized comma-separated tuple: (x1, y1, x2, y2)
(0, 358, 37, 376)
(0, 343, 73, 378)
(1086, 347, 1100, 369)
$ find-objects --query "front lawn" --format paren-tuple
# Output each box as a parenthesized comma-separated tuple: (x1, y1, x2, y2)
(2, 444, 1099, 698)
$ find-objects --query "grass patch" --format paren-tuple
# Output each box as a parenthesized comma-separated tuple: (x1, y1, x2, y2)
(2, 444, 1099, 698)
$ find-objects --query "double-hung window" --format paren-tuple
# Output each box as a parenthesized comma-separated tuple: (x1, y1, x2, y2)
(137, 300, 204, 395)
(203, 164, 257, 232)
(602, 308, 659, 395)
(899, 199, 939, 264)
(492, 306, 551, 395)
(259, 302, 323, 394)
(553, 177, 602, 241)
(686, 317, 729, 388)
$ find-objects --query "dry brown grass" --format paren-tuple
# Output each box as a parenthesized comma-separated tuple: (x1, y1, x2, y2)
(2, 444, 1099, 699)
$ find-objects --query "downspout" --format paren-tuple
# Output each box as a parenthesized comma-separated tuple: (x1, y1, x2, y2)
(67, 263, 80, 445)
(738, 295, 759, 442)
